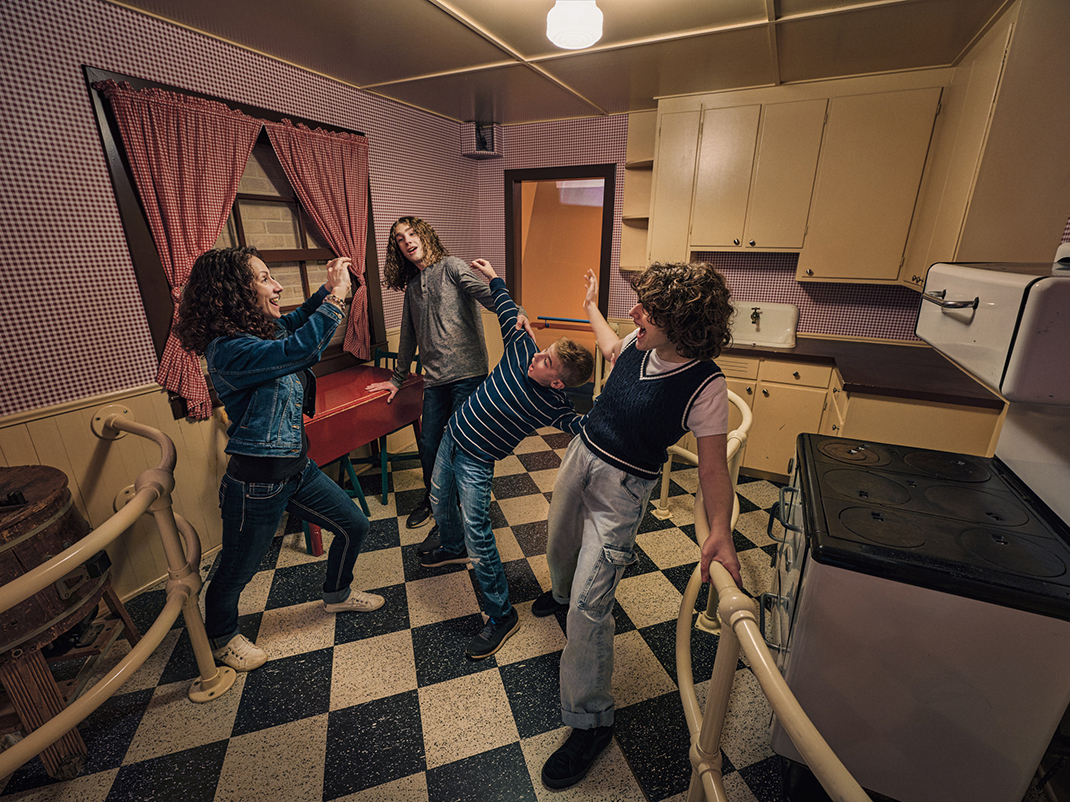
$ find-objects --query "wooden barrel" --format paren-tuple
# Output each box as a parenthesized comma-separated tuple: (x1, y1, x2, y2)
(0, 466, 109, 658)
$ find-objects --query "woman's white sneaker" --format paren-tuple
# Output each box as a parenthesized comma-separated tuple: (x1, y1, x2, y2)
(323, 591, 385, 613)
(211, 634, 268, 672)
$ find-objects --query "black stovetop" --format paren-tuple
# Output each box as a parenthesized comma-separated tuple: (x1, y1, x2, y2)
(797, 433, 1070, 621)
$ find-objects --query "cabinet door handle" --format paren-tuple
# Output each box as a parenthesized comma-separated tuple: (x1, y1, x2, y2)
(733, 238, 740, 246)
(832, 424, 840, 431)
(832, 387, 839, 394)
(805, 269, 813, 276)
(762, 389, 769, 397)
(748, 239, 756, 247)
(792, 371, 800, 379)
(745, 386, 753, 395)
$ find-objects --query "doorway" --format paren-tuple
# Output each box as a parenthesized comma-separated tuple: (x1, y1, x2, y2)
(504, 164, 615, 358)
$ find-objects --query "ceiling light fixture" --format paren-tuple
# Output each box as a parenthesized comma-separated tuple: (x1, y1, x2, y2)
(546, 0, 603, 50)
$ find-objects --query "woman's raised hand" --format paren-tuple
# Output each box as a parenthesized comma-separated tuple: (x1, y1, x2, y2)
(326, 257, 353, 298)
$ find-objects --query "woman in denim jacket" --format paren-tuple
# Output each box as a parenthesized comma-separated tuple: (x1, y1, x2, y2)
(175, 247, 383, 672)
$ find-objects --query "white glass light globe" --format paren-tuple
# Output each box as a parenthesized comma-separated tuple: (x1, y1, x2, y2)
(546, 0, 603, 50)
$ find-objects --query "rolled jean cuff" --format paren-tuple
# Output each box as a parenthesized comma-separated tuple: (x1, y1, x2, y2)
(322, 586, 351, 605)
(561, 707, 615, 729)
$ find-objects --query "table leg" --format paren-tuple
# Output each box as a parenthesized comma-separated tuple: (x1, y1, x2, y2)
(0, 648, 87, 779)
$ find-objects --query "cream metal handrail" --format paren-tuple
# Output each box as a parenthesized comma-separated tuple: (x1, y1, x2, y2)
(677, 487, 870, 802)
(0, 407, 236, 779)
(653, 390, 752, 523)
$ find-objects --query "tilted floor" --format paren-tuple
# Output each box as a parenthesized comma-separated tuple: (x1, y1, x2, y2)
(0, 428, 1056, 801)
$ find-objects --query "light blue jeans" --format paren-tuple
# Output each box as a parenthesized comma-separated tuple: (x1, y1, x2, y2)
(546, 437, 657, 728)
(430, 428, 511, 619)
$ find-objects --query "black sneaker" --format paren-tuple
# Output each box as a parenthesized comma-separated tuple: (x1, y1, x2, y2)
(541, 725, 614, 789)
(466, 608, 520, 659)
(419, 545, 470, 568)
(406, 499, 432, 529)
(531, 589, 568, 618)
(415, 524, 440, 555)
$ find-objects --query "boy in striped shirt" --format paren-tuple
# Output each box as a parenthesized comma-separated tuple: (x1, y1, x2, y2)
(421, 258, 594, 659)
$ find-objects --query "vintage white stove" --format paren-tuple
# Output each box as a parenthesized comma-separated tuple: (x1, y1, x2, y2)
(765, 260, 1070, 802)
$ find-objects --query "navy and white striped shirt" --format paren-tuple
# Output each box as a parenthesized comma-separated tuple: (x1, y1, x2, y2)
(447, 278, 584, 463)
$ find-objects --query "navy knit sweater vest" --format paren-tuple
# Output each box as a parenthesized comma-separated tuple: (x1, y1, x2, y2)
(581, 341, 723, 480)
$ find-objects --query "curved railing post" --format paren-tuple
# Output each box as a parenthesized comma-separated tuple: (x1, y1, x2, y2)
(0, 407, 236, 780)
(677, 487, 871, 802)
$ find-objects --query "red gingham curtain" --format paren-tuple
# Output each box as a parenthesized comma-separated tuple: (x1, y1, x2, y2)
(265, 121, 371, 360)
(97, 80, 262, 419)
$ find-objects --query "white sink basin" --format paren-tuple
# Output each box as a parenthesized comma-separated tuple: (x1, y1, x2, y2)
(731, 302, 799, 350)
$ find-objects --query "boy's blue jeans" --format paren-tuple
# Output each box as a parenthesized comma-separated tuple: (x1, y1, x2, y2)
(419, 376, 486, 494)
(546, 437, 656, 729)
(206, 458, 370, 649)
(430, 428, 511, 619)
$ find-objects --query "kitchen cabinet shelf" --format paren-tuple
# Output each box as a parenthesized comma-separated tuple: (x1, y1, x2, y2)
(622, 110, 657, 271)
(622, 215, 648, 226)
(624, 159, 653, 170)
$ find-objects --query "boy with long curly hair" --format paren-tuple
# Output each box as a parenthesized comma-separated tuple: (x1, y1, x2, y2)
(535, 262, 741, 790)
(367, 217, 531, 545)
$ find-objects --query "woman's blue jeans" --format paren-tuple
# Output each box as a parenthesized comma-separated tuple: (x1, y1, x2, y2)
(205, 458, 370, 649)
(430, 428, 511, 619)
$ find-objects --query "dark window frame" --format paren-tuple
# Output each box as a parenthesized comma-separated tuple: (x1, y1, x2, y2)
(84, 66, 387, 416)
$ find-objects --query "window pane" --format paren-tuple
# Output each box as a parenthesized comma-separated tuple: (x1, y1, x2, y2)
(239, 199, 301, 250)
(240, 144, 294, 198)
(305, 215, 330, 250)
(270, 262, 305, 307)
(304, 260, 330, 295)
(214, 216, 238, 249)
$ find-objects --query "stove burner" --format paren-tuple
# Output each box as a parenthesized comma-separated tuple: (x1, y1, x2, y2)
(824, 469, 911, 506)
(902, 451, 990, 482)
(839, 507, 927, 548)
(818, 441, 886, 466)
(923, 486, 1030, 527)
(960, 529, 1067, 578)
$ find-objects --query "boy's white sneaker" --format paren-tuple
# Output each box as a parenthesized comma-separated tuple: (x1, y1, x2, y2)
(323, 591, 385, 613)
(211, 634, 268, 672)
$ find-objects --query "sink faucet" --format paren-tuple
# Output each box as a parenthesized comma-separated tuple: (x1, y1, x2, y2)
(750, 307, 761, 325)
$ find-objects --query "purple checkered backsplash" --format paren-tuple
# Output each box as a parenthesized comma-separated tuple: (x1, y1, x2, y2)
(7, 0, 1049, 418)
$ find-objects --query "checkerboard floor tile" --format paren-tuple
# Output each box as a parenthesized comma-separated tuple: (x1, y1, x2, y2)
(5, 429, 1051, 802)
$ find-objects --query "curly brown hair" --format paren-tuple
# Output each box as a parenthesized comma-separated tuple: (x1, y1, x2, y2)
(382, 216, 450, 291)
(630, 262, 733, 360)
(173, 247, 279, 355)
(552, 338, 595, 387)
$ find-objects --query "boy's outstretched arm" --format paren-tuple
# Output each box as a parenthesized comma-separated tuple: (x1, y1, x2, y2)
(470, 259, 535, 339)
(583, 269, 624, 364)
(696, 433, 743, 588)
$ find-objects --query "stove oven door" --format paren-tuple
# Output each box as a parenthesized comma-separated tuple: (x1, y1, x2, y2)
(762, 460, 808, 673)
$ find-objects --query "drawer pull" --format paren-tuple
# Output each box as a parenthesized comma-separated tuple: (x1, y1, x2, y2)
(792, 371, 800, 379)
(762, 389, 769, 397)
(922, 288, 978, 310)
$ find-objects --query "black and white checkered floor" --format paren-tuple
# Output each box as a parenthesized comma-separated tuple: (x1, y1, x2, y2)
(2, 428, 1053, 802)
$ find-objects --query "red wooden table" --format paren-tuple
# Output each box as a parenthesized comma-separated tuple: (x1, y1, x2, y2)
(302, 364, 423, 553)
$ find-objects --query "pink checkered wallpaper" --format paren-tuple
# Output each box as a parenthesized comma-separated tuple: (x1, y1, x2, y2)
(4, 0, 1041, 418)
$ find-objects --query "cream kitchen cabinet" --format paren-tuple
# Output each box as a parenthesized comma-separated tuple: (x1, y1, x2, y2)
(719, 355, 831, 479)
(690, 99, 827, 251)
(819, 374, 1002, 457)
(621, 110, 657, 273)
(648, 110, 701, 263)
(796, 86, 942, 283)
(900, 0, 1070, 288)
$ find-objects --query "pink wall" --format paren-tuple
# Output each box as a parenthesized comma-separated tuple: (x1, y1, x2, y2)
(3, 0, 998, 419)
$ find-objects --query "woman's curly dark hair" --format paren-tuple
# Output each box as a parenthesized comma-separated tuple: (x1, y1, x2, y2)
(382, 216, 449, 291)
(630, 262, 734, 360)
(173, 247, 279, 355)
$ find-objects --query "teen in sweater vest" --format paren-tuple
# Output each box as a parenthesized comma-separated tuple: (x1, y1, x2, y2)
(536, 262, 741, 790)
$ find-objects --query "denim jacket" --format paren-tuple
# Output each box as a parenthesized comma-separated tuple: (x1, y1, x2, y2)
(206, 286, 345, 458)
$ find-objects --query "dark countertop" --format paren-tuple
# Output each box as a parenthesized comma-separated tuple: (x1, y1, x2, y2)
(723, 337, 1005, 410)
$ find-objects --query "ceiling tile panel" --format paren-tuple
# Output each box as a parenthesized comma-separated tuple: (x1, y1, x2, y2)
(445, 0, 770, 58)
(370, 64, 607, 124)
(777, 0, 1013, 82)
(540, 28, 778, 114)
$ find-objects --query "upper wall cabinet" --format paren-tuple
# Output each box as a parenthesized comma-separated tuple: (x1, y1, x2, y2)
(796, 87, 942, 282)
(648, 110, 701, 264)
(691, 99, 827, 251)
(900, 0, 1070, 288)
